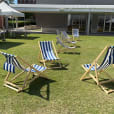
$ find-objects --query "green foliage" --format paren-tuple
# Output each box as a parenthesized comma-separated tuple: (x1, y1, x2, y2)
(8, 0, 14, 4)
(0, 34, 114, 114)
(8, 20, 35, 28)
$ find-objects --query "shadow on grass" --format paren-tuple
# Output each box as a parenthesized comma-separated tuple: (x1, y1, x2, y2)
(76, 46, 81, 48)
(7, 35, 40, 40)
(48, 62, 69, 70)
(100, 82, 114, 90)
(64, 52, 80, 55)
(57, 46, 80, 55)
(0, 41, 24, 49)
(99, 79, 114, 92)
(77, 39, 82, 41)
(24, 77, 56, 100)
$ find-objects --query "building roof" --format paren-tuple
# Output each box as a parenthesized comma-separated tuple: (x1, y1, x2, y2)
(10, 4, 114, 13)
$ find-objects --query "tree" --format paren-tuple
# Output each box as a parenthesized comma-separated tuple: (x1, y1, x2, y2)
(9, 0, 15, 3)
(6, 0, 15, 4)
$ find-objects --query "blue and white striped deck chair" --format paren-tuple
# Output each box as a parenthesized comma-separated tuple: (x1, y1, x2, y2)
(56, 37, 76, 53)
(80, 46, 114, 94)
(38, 41, 61, 68)
(72, 29, 79, 40)
(1, 52, 47, 92)
(61, 31, 76, 44)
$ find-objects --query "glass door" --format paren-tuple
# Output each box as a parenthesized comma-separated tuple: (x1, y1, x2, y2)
(97, 15, 114, 32)
(72, 14, 87, 32)
(103, 16, 110, 32)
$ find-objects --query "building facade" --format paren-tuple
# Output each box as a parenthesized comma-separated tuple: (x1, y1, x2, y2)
(11, 0, 114, 34)
(18, 0, 114, 5)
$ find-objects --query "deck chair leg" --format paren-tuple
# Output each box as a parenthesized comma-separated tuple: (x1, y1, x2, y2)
(58, 60, 63, 68)
(43, 60, 46, 68)
(99, 85, 114, 94)
(27, 74, 40, 86)
(4, 80, 22, 92)
(10, 71, 25, 82)
(95, 62, 99, 85)
(80, 66, 93, 81)
(22, 71, 31, 90)
(88, 73, 99, 83)
(4, 81, 20, 89)
(80, 63, 100, 83)
(4, 83, 21, 92)
(81, 64, 93, 80)
(80, 70, 89, 81)
(4, 72, 11, 81)
(27, 71, 48, 86)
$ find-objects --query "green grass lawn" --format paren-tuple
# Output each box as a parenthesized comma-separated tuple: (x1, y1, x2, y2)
(0, 34, 114, 114)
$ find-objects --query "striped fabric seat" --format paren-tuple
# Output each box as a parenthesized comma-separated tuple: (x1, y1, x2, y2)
(97, 46, 114, 70)
(40, 41, 59, 60)
(84, 64, 97, 71)
(26, 64, 46, 72)
(1, 52, 25, 73)
(72, 29, 79, 37)
(4, 62, 15, 73)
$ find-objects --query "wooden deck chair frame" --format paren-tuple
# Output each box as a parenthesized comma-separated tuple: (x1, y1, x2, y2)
(38, 41, 62, 69)
(3, 56, 47, 92)
(80, 46, 114, 94)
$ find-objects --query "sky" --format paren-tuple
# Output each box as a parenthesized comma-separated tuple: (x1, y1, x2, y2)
(6, 0, 17, 4)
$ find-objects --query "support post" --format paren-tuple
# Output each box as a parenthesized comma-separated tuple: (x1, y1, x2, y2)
(109, 15, 112, 32)
(103, 16, 106, 32)
(15, 17, 18, 28)
(86, 12, 91, 35)
(67, 14, 71, 26)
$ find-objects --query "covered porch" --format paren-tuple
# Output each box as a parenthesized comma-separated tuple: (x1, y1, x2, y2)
(11, 4, 114, 34)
